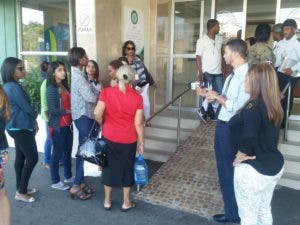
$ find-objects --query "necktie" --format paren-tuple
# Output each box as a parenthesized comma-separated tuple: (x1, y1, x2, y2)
(216, 72, 234, 117)
(223, 71, 235, 97)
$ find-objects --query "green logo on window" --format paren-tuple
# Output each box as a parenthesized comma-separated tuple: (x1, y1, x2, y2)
(131, 10, 138, 25)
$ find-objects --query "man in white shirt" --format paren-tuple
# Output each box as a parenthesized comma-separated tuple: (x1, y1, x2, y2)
(277, 19, 300, 127)
(196, 39, 249, 223)
(272, 23, 284, 69)
(195, 19, 223, 121)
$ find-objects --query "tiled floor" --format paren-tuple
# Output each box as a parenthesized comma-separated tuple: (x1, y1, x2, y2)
(135, 121, 224, 218)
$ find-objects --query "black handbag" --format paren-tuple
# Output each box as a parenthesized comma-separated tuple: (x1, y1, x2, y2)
(76, 122, 108, 167)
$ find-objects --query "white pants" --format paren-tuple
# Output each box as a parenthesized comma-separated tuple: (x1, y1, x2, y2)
(234, 163, 283, 225)
(140, 83, 150, 119)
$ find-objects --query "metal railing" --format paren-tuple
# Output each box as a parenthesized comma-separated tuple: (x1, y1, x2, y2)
(282, 82, 291, 141)
(145, 86, 191, 146)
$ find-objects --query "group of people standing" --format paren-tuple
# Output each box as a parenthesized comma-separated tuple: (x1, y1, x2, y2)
(0, 39, 154, 224)
(195, 18, 299, 225)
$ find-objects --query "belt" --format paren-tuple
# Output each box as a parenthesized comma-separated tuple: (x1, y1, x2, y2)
(217, 119, 228, 124)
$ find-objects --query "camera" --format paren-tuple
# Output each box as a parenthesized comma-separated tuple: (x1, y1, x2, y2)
(190, 81, 201, 90)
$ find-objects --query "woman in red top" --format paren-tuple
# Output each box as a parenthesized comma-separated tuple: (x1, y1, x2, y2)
(94, 65, 144, 211)
(46, 61, 74, 192)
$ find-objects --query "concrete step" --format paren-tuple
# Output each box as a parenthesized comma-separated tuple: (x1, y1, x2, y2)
(278, 141, 300, 162)
(283, 161, 300, 175)
(143, 148, 172, 162)
(145, 127, 192, 141)
(289, 115, 300, 127)
(278, 178, 300, 190)
(150, 116, 200, 131)
(286, 129, 300, 143)
(144, 139, 178, 154)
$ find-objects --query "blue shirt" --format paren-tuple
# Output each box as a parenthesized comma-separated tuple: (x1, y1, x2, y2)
(218, 63, 250, 122)
(3, 82, 37, 130)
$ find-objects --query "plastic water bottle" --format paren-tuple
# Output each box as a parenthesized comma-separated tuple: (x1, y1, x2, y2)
(134, 154, 148, 186)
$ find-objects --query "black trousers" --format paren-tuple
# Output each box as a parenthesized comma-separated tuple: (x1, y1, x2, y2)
(277, 71, 299, 127)
(7, 130, 38, 194)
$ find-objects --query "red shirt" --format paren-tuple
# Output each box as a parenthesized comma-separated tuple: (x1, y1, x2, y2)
(99, 85, 143, 143)
(59, 91, 72, 127)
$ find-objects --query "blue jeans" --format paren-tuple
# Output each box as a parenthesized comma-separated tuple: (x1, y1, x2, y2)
(214, 121, 239, 221)
(44, 122, 52, 164)
(203, 73, 223, 118)
(73, 116, 97, 185)
(204, 72, 223, 94)
(50, 126, 73, 184)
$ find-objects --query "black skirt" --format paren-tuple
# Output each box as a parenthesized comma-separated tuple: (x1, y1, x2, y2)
(102, 139, 137, 188)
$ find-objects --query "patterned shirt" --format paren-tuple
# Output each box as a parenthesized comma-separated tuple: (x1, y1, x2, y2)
(70, 67, 99, 120)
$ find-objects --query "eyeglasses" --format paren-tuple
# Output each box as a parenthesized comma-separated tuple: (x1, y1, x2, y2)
(126, 46, 135, 51)
(16, 67, 25, 72)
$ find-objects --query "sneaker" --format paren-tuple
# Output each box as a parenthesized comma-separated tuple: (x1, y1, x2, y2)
(64, 177, 74, 183)
(196, 109, 207, 123)
(51, 181, 70, 190)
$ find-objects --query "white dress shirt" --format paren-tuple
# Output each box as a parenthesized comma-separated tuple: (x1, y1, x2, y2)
(280, 34, 300, 76)
(218, 63, 250, 122)
(195, 34, 223, 74)
(273, 40, 284, 68)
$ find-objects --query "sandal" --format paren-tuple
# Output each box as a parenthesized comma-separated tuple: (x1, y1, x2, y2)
(103, 202, 112, 210)
(80, 183, 96, 195)
(121, 202, 136, 212)
(27, 188, 37, 195)
(15, 192, 35, 203)
(69, 187, 91, 200)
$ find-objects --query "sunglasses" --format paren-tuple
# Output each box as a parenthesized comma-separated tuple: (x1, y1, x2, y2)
(126, 46, 135, 51)
(16, 66, 25, 72)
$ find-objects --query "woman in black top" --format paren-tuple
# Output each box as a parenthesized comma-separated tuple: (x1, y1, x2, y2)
(229, 63, 284, 225)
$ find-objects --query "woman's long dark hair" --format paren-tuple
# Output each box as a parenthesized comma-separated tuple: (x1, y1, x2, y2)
(122, 40, 136, 56)
(46, 61, 69, 91)
(1, 57, 23, 83)
(85, 60, 100, 83)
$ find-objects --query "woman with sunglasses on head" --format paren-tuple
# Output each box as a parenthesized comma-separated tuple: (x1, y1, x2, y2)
(0, 85, 11, 225)
(1, 57, 39, 203)
(68, 47, 99, 200)
(85, 60, 102, 92)
(119, 40, 155, 126)
(228, 63, 284, 225)
(46, 61, 73, 191)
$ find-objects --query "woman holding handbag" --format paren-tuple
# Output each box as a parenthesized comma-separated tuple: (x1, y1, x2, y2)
(46, 61, 73, 191)
(94, 65, 144, 211)
(68, 47, 99, 199)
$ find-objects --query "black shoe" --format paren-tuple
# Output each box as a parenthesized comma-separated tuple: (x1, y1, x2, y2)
(213, 214, 230, 223)
(213, 214, 240, 224)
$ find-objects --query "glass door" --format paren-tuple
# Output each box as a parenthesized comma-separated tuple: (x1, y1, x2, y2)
(171, 0, 202, 108)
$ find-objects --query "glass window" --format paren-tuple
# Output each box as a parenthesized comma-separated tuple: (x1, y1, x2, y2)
(21, 0, 70, 52)
(215, 0, 244, 41)
(172, 58, 197, 107)
(174, 0, 201, 54)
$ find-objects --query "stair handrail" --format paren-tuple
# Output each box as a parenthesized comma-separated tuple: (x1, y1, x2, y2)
(145, 85, 191, 146)
(282, 82, 291, 141)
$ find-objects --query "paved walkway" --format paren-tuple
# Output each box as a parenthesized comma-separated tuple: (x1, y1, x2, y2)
(135, 122, 223, 218)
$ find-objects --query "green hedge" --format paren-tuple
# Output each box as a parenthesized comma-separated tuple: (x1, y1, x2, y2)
(21, 68, 42, 114)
